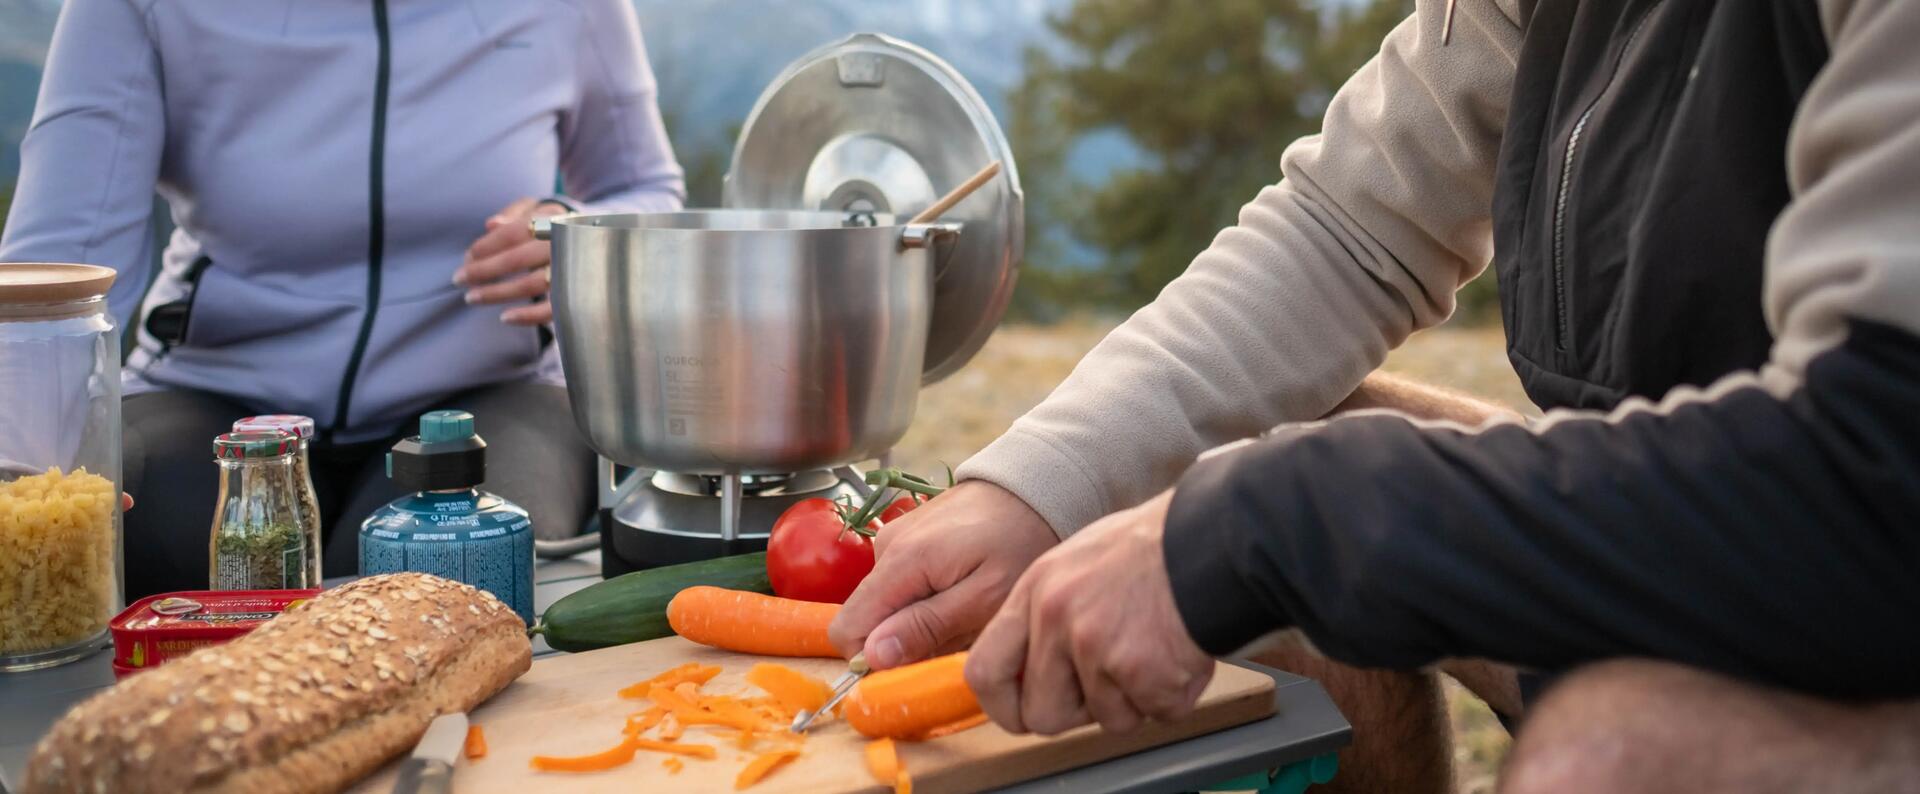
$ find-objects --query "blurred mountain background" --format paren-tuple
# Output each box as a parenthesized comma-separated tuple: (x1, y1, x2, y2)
(0, 0, 1494, 322)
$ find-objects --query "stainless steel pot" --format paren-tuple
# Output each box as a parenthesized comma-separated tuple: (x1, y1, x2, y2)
(537, 210, 958, 474)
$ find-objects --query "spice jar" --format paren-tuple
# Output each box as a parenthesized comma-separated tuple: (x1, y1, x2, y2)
(209, 430, 320, 590)
(0, 264, 123, 672)
(232, 415, 323, 583)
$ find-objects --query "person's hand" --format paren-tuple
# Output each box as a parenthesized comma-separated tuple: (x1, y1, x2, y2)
(454, 198, 569, 326)
(829, 480, 1059, 670)
(965, 489, 1214, 736)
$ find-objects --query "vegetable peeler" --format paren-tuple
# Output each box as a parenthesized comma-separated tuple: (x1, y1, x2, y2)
(791, 653, 868, 733)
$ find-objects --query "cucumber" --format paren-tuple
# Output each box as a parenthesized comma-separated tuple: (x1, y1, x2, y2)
(532, 552, 773, 652)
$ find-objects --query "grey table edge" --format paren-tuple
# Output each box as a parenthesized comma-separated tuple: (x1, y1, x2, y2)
(2, 558, 1352, 793)
(994, 662, 1351, 794)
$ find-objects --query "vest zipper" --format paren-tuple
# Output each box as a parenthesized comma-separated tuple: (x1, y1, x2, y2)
(333, 0, 392, 434)
(1550, 3, 1662, 353)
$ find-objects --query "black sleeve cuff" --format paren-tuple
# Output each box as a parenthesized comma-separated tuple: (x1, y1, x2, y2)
(1163, 444, 1299, 656)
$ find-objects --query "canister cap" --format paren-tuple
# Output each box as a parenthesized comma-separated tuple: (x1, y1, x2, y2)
(387, 410, 487, 491)
(233, 415, 316, 440)
(214, 430, 298, 459)
(419, 410, 474, 444)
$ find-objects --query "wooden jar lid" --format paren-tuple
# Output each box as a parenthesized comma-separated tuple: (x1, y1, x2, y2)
(0, 264, 117, 305)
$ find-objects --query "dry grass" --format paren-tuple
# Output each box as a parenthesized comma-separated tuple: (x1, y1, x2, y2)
(893, 318, 1526, 792)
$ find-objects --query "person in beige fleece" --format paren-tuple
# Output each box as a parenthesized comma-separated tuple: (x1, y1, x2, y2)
(832, 1, 1920, 791)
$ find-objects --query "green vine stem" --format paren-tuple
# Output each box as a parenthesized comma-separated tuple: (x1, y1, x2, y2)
(836, 466, 954, 535)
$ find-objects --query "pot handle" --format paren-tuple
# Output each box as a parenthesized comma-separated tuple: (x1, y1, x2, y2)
(530, 215, 557, 241)
(898, 222, 962, 251)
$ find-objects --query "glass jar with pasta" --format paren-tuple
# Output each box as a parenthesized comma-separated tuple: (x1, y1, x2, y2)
(0, 264, 123, 672)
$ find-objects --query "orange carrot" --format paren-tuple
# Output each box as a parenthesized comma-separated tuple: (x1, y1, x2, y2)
(660, 714, 684, 741)
(529, 738, 640, 772)
(734, 749, 801, 789)
(619, 662, 722, 698)
(865, 738, 899, 783)
(663, 756, 684, 774)
(667, 587, 841, 657)
(746, 663, 834, 714)
(843, 652, 982, 739)
(463, 725, 487, 759)
(896, 769, 913, 794)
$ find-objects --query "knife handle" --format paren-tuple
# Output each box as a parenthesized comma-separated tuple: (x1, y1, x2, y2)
(392, 757, 455, 794)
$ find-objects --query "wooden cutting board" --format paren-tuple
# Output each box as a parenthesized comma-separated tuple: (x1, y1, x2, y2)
(353, 637, 1275, 794)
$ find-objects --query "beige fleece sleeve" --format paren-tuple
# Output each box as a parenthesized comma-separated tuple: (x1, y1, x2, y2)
(957, 0, 1524, 537)
(1761, 0, 1920, 386)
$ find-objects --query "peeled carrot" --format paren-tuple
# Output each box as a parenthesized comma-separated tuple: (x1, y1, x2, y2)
(865, 738, 899, 783)
(734, 749, 801, 789)
(529, 738, 639, 772)
(843, 652, 982, 739)
(897, 770, 913, 794)
(747, 662, 834, 714)
(663, 756, 684, 774)
(667, 587, 841, 657)
(463, 725, 487, 759)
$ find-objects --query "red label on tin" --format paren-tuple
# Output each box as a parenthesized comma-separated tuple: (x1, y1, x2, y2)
(110, 589, 319, 675)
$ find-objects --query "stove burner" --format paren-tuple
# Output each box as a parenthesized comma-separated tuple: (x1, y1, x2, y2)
(648, 469, 845, 499)
(599, 464, 874, 577)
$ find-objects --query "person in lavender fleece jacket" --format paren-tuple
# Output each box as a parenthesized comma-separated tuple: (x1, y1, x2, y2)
(0, 0, 684, 597)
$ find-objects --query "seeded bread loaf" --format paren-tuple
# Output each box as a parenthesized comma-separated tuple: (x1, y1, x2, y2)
(24, 573, 531, 794)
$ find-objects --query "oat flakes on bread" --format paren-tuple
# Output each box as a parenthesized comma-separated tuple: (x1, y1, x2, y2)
(24, 573, 532, 794)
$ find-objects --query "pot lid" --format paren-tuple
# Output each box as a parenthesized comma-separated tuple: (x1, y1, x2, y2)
(724, 33, 1024, 385)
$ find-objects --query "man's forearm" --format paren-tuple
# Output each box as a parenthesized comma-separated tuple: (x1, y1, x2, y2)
(1324, 370, 1525, 426)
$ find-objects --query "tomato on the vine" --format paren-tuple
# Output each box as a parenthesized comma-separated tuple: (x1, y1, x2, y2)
(878, 496, 922, 524)
(766, 497, 875, 604)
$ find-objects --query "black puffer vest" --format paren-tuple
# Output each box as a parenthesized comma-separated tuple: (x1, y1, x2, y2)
(1494, 0, 1829, 410)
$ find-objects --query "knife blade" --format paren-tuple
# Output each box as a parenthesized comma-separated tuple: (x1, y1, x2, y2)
(392, 712, 468, 794)
(791, 653, 868, 733)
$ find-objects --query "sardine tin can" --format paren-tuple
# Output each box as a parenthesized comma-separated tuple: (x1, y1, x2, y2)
(108, 589, 319, 677)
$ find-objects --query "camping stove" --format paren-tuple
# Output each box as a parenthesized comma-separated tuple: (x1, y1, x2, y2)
(597, 463, 874, 577)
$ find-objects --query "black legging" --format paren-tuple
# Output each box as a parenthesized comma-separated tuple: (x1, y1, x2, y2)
(121, 381, 594, 599)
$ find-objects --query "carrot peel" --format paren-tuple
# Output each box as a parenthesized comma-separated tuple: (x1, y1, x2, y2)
(902, 712, 990, 741)
(734, 749, 801, 790)
(463, 725, 487, 760)
(865, 738, 899, 782)
(620, 662, 722, 698)
(528, 738, 639, 772)
(747, 663, 834, 714)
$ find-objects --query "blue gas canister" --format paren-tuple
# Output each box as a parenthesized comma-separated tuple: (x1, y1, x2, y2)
(357, 410, 534, 624)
